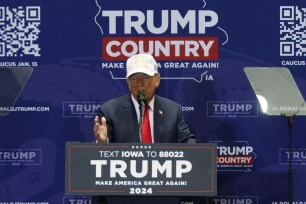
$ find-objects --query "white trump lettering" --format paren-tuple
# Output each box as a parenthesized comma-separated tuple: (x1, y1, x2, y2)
(90, 160, 107, 178)
(90, 160, 192, 178)
(102, 10, 218, 34)
(152, 160, 172, 178)
(176, 160, 192, 178)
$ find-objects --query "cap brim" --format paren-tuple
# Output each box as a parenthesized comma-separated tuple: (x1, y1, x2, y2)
(126, 68, 156, 78)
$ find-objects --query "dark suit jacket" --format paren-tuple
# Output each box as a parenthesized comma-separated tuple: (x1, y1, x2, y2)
(97, 94, 197, 143)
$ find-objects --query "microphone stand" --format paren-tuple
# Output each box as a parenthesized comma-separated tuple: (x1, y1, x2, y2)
(137, 91, 147, 143)
(282, 114, 295, 204)
(138, 102, 145, 143)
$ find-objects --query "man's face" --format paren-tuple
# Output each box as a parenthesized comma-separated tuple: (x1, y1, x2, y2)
(127, 73, 160, 102)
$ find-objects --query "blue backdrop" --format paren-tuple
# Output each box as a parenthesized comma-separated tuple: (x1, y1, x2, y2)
(0, 0, 305, 204)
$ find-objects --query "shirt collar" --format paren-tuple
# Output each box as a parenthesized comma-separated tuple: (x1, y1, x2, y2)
(131, 93, 155, 111)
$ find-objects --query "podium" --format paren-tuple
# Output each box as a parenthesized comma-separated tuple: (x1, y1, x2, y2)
(65, 143, 217, 196)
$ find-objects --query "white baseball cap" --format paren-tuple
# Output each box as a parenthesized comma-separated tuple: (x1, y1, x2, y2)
(126, 54, 158, 78)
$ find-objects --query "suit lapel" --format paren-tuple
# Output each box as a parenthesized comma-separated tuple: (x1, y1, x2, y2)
(121, 94, 141, 142)
(153, 96, 165, 143)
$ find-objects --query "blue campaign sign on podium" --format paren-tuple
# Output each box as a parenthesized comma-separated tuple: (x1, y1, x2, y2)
(0, 0, 306, 204)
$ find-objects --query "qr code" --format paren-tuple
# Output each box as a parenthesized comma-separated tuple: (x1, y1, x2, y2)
(280, 6, 306, 56)
(0, 6, 40, 57)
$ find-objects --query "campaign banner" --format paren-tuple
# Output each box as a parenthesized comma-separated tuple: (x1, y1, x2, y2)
(65, 143, 217, 196)
(1, 0, 306, 203)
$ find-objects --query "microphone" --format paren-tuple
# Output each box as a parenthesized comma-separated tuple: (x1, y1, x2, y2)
(137, 90, 147, 107)
(137, 90, 146, 121)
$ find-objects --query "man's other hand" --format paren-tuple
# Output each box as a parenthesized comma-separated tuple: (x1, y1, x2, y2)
(94, 116, 108, 143)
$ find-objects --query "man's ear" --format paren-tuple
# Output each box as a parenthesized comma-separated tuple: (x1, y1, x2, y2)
(155, 74, 161, 88)
(127, 79, 131, 91)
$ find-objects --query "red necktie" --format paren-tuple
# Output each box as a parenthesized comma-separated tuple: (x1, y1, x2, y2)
(142, 104, 152, 143)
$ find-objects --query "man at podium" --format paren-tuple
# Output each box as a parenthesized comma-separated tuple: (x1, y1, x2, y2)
(94, 53, 197, 144)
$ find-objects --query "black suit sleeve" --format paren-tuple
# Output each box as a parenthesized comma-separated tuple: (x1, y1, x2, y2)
(176, 106, 197, 143)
